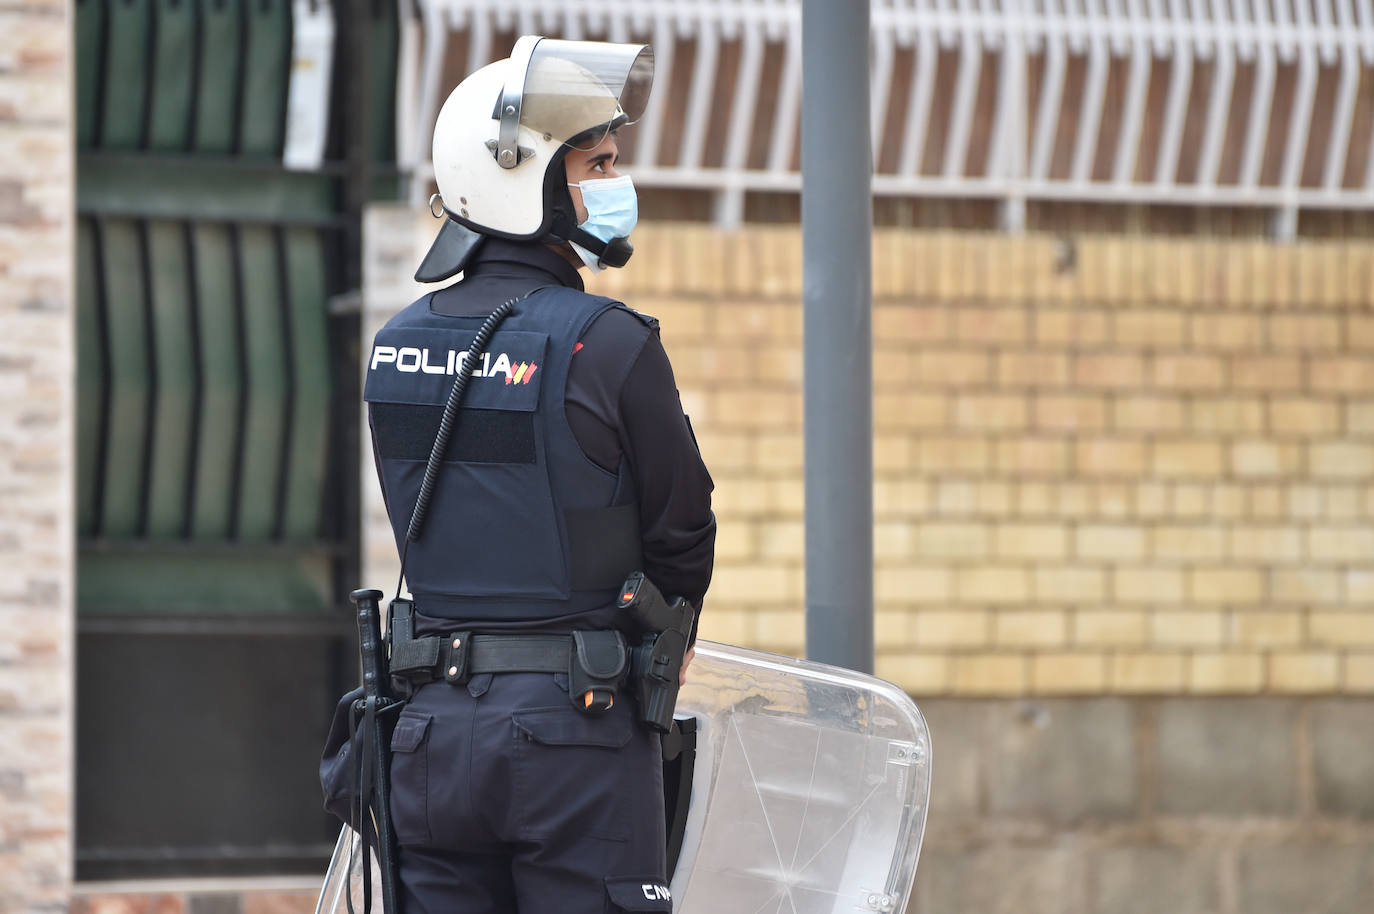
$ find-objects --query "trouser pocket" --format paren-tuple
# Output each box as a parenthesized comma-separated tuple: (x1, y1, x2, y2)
(604, 876, 673, 912)
(388, 709, 433, 845)
(512, 705, 633, 841)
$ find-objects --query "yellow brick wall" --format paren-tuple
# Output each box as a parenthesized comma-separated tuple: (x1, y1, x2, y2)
(583, 225, 1374, 697)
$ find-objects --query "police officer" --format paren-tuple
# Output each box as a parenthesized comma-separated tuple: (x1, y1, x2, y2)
(362, 37, 715, 913)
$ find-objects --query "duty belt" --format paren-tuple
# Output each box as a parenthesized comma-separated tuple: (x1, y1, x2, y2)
(395, 631, 574, 686)
(386, 599, 629, 711)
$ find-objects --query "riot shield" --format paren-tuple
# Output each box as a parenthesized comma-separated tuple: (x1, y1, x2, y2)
(315, 827, 383, 914)
(315, 640, 931, 914)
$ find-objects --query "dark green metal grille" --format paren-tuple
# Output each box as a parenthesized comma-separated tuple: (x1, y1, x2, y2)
(74, 0, 399, 616)
(75, 0, 402, 879)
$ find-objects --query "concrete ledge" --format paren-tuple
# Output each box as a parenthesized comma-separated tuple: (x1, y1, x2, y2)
(70, 879, 319, 914)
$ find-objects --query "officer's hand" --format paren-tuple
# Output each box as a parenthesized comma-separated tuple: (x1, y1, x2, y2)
(679, 646, 695, 686)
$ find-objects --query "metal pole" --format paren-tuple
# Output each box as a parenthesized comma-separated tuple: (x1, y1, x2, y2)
(802, 0, 873, 673)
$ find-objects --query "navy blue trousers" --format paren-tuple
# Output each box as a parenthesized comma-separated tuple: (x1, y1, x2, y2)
(388, 671, 671, 913)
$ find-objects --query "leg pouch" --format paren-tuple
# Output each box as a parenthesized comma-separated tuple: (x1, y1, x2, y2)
(604, 876, 673, 913)
(388, 709, 433, 846)
(319, 686, 365, 828)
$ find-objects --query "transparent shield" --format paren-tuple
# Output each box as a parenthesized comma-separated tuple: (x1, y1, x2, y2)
(671, 642, 931, 914)
(313, 640, 931, 914)
(517, 39, 654, 150)
(314, 828, 384, 914)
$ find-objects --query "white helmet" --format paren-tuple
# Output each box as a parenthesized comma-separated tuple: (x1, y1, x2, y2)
(416, 36, 654, 282)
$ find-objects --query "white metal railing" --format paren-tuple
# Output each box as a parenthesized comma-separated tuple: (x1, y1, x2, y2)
(399, 0, 1374, 235)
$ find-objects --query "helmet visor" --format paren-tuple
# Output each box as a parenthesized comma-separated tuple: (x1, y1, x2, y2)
(515, 39, 655, 152)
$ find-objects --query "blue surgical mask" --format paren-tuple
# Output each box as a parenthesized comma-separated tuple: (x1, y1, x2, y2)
(568, 175, 638, 272)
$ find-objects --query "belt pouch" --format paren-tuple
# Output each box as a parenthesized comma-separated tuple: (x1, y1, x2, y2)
(569, 630, 627, 713)
(388, 598, 441, 688)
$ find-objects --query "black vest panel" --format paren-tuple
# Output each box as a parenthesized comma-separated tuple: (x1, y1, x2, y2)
(364, 286, 642, 621)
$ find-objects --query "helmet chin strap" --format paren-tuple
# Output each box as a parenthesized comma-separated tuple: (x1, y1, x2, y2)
(569, 226, 634, 268)
(544, 178, 635, 269)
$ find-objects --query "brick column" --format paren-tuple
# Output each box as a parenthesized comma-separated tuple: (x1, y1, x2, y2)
(0, 5, 74, 913)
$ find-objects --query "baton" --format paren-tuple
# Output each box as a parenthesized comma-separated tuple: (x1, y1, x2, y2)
(351, 588, 404, 914)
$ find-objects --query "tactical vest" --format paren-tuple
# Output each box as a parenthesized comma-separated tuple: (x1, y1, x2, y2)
(364, 286, 643, 621)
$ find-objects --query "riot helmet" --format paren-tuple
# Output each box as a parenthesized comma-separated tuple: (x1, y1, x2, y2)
(417, 36, 655, 282)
